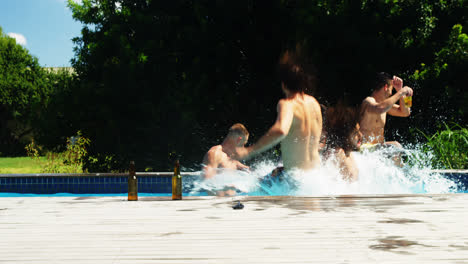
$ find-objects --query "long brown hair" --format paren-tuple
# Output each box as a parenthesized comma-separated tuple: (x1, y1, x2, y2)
(325, 103, 359, 153)
(277, 48, 317, 94)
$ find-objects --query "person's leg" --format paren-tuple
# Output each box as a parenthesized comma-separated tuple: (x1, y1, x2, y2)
(217, 186, 239, 197)
(259, 167, 285, 189)
(383, 141, 402, 148)
(383, 141, 403, 167)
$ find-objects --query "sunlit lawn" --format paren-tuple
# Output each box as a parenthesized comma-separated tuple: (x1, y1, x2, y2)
(0, 157, 46, 174)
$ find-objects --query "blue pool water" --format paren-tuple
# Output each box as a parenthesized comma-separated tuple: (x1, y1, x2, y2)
(1, 149, 466, 197)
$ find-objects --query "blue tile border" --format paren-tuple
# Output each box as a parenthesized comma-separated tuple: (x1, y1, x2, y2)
(0, 175, 197, 194)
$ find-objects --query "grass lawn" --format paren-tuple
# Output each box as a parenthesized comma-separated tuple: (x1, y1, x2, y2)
(0, 157, 46, 174)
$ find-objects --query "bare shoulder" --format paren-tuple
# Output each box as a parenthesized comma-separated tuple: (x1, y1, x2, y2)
(277, 98, 292, 110)
(277, 98, 289, 106)
(305, 94, 319, 103)
(305, 95, 321, 111)
(362, 96, 376, 105)
(203, 145, 222, 163)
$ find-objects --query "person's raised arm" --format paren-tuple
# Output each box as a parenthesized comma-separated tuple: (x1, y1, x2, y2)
(202, 149, 219, 179)
(388, 86, 413, 117)
(240, 100, 294, 160)
(234, 160, 249, 171)
(364, 87, 412, 114)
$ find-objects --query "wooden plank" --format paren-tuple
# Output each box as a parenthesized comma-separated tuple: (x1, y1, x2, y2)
(0, 195, 467, 263)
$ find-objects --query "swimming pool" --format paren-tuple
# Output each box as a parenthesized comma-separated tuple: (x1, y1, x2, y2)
(0, 172, 199, 196)
(0, 169, 466, 197)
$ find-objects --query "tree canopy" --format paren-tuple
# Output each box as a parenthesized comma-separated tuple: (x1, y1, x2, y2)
(0, 27, 51, 155)
(4, 1, 465, 171)
(63, 0, 468, 171)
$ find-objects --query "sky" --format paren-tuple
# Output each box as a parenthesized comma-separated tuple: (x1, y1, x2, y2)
(0, 0, 83, 67)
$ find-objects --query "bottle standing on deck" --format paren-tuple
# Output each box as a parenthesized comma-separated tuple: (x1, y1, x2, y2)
(172, 160, 182, 200)
(128, 161, 138, 201)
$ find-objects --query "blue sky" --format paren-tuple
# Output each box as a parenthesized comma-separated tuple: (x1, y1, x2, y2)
(0, 0, 82, 67)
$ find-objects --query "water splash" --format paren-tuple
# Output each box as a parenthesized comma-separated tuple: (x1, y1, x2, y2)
(188, 146, 459, 196)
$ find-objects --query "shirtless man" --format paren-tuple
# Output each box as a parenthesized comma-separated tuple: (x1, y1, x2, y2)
(237, 51, 322, 171)
(202, 123, 250, 180)
(359, 72, 413, 147)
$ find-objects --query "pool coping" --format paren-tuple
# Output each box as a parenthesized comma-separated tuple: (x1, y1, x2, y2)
(0, 171, 201, 177)
(0, 169, 466, 178)
(1, 170, 466, 195)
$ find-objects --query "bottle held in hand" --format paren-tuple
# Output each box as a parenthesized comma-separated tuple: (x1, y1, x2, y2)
(404, 96, 412, 108)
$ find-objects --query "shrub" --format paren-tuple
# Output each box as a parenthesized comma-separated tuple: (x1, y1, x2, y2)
(27, 131, 91, 173)
(415, 123, 468, 169)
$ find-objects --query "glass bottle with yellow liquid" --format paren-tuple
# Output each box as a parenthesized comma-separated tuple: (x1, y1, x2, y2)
(404, 96, 412, 108)
(172, 160, 182, 200)
(128, 161, 138, 201)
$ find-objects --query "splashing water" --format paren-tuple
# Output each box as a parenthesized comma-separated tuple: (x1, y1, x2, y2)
(188, 146, 459, 196)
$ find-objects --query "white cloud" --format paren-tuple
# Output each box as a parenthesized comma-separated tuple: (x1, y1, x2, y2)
(7, 33, 27, 46)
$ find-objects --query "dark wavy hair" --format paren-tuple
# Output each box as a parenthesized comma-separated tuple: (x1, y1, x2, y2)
(374, 72, 392, 91)
(277, 50, 317, 93)
(325, 103, 359, 153)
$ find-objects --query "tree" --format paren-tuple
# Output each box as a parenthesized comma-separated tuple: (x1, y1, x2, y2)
(66, 0, 468, 171)
(0, 27, 50, 155)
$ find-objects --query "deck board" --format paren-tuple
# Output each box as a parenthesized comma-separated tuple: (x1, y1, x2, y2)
(1, 194, 468, 263)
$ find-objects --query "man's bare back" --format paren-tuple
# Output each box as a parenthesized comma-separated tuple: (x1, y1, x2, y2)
(280, 94, 322, 170)
(236, 50, 322, 171)
(237, 92, 322, 171)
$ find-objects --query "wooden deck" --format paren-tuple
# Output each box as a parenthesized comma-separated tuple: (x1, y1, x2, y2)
(1, 194, 467, 263)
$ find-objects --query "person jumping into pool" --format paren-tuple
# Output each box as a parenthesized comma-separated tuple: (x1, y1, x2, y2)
(236, 50, 322, 175)
(359, 72, 413, 149)
(202, 123, 250, 180)
(323, 104, 362, 182)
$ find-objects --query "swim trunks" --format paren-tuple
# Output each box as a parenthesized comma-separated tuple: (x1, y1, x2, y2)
(359, 143, 406, 155)
(258, 167, 298, 194)
(359, 143, 379, 152)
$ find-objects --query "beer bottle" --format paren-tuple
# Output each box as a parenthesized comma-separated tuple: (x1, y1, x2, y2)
(128, 161, 138, 201)
(404, 96, 412, 108)
(172, 160, 182, 200)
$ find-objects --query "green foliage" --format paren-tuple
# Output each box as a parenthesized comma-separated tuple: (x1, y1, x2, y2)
(31, 68, 79, 151)
(38, 131, 91, 173)
(85, 153, 123, 173)
(59, 1, 468, 170)
(0, 26, 51, 155)
(415, 123, 468, 169)
(0, 25, 80, 156)
(25, 139, 41, 160)
(63, 131, 90, 166)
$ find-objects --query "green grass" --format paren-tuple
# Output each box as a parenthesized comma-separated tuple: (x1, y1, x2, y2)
(416, 123, 468, 169)
(0, 157, 46, 174)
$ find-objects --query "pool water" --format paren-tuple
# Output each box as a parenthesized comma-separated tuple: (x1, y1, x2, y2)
(1, 148, 466, 197)
(188, 150, 465, 196)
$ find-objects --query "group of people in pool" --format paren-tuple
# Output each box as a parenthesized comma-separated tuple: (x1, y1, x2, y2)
(202, 50, 413, 195)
